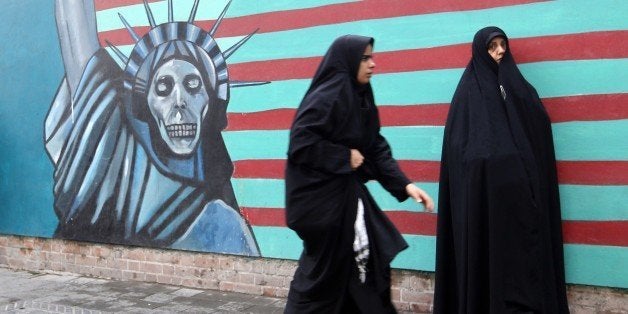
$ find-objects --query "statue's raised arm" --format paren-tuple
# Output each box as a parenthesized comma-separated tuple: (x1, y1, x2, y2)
(46, 0, 103, 164)
(55, 0, 100, 98)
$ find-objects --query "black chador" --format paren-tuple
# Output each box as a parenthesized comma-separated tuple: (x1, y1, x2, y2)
(284, 35, 410, 313)
(433, 27, 569, 313)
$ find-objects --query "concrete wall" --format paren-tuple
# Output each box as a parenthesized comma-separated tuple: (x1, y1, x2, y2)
(0, 0, 627, 305)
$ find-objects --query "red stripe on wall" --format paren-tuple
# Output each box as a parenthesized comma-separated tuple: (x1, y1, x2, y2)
(233, 159, 286, 180)
(211, 0, 543, 37)
(386, 211, 438, 235)
(242, 207, 285, 227)
(232, 159, 441, 181)
(232, 160, 442, 182)
(378, 105, 450, 126)
(241, 207, 438, 233)
(97, 0, 543, 45)
(228, 31, 628, 82)
(225, 94, 628, 131)
(557, 161, 628, 185)
(94, 0, 158, 11)
(398, 161, 441, 182)
(226, 104, 449, 131)
(227, 109, 296, 131)
(233, 160, 628, 185)
(562, 221, 628, 247)
(242, 207, 628, 246)
(544, 93, 628, 123)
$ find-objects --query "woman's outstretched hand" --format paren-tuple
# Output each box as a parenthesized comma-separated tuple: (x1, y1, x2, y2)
(406, 184, 435, 212)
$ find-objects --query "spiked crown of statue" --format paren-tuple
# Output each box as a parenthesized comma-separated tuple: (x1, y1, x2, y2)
(106, 0, 267, 102)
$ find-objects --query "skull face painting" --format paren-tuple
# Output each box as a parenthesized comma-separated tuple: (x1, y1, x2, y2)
(147, 59, 209, 155)
(129, 38, 223, 171)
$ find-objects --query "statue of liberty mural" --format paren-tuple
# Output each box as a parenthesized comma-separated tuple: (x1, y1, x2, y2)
(44, 0, 266, 255)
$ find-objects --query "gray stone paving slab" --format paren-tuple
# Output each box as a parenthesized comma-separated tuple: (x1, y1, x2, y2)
(0, 267, 285, 313)
(29, 295, 77, 305)
(0, 297, 16, 304)
(110, 307, 155, 313)
(150, 303, 195, 312)
(35, 292, 93, 307)
(2, 300, 106, 314)
(165, 305, 220, 313)
(171, 287, 204, 298)
(170, 295, 229, 309)
(217, 301, 256, 312)
(117, 290, 155, 300)
(70, 277, 103, 285)
(87, 290, 125, 299)
(37, 274, 79, 283)
(1, 280, 61, 294)
(108, 299, 166, 312)
(243, 304, 285, 314)
(76, 283, 108, 293)
(79, 299, 132, 312)
(142, 292, 180, 304)
(92, 298, 137, 312)
(191, 290, 257, 303)
(245, 295, 285, 307)
(99, 280, 137, 291)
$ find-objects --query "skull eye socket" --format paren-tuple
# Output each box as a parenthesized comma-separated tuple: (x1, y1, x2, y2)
(184, 74, 202, 94)
(155, 75, 174, 97)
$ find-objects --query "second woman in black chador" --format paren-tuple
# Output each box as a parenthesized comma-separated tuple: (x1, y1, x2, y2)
(284, 35, 434, 313)
(433, 26, 569, 313)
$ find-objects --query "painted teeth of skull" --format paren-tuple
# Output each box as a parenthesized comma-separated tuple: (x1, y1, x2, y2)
(168, 130, 196, 138)
(166, 124, 197, 131)
(166, 124, 196, 138)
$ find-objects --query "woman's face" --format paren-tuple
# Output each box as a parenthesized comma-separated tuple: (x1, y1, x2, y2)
(356, 45, 375, 85)
(487, 36, 507, 64)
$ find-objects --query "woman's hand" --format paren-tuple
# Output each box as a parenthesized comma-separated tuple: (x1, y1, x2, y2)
(350, 149, 364, 170)
(406, 184, 435, 212)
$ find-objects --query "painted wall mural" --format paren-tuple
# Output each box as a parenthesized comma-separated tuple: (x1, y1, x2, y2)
(1, 0, 627, 289)
(45, 0, 267, 255)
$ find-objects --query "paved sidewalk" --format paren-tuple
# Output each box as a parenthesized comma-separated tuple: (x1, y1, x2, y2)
(0, 267, 285, 313)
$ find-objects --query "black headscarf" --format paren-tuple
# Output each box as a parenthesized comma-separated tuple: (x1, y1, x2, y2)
(285, 35, 409, 313)
(433, 27, 569, 313)
(288, 35, 377, 167)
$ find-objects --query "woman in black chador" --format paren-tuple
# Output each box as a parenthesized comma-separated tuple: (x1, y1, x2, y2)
(433, 26, 569, 313)
(284, 35, 434, 313)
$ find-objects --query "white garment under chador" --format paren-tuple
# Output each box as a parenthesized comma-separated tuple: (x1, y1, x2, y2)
(353, 198, 370, 283)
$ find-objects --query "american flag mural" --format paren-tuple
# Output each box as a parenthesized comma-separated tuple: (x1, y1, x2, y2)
(92, 0, 628, 288)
